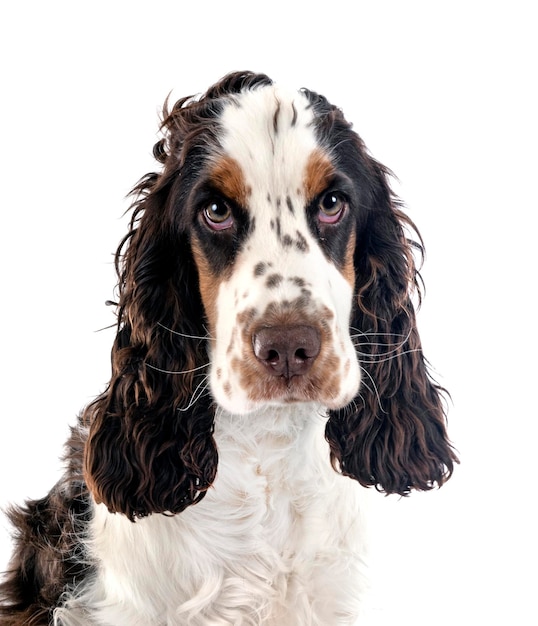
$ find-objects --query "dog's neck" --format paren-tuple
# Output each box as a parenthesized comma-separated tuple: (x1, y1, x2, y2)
(214, 402, 328, 442)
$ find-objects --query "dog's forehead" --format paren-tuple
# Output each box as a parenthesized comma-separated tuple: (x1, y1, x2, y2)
(217, 85, 329, 207)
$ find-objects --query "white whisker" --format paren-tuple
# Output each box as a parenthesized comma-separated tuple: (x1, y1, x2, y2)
(157, 322, 212, 341)
(178, 377, 210, 412)
(144, 362, 210, 375)
(349, 327, 409, 338)
(354, 342, 407, 355)
(351, 339, 404, 346)
(351, 327, 413, 354)
(359, 365, 387, 414)
(358, 348, 423, 364)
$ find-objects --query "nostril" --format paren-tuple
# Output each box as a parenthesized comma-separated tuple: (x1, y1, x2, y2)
(266, 349, 280, 364)
(252, 325, 321, 378)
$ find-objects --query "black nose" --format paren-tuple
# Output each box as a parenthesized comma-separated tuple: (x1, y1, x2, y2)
(252, 325, 321, 379)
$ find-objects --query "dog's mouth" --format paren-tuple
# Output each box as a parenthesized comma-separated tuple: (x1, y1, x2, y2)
(242, 359, 354, 410)
(261, 374, 319, 402)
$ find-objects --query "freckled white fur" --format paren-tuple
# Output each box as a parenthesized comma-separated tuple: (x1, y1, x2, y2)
(55, 408, 369, 625)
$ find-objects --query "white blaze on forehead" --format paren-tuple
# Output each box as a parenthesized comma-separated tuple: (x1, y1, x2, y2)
(219, 85, 318, 204)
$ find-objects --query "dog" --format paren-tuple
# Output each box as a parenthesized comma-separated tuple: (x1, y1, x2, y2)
(0, 71, 457, 625)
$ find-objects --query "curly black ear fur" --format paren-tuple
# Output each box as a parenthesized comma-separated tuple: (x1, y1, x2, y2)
(322, 117, 458, 495)
(83, 183, 216, 520)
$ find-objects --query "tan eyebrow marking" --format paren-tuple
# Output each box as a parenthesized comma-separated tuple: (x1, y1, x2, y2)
(210, 156, 250, 206)
(304, 150, 335, 202)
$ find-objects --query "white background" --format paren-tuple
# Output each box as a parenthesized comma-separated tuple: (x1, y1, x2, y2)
(1, 2, 536, 624)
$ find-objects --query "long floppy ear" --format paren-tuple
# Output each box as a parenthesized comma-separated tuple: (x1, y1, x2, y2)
(83, 158, 216, 522)
(83, 72, 274, 521)
(326, 155, 458, 495)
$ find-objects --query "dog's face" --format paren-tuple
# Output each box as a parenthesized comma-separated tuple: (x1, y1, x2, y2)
(188, 85, 361, 414)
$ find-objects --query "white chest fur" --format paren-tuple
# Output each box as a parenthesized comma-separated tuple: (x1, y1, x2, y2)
(57, 406, 368, 625)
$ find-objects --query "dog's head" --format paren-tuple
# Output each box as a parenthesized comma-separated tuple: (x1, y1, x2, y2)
(83, 72, 457, 520)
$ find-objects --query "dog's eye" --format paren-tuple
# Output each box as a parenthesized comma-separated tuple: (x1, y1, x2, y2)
(203, 200, 234, 231)
(318, 191, 347, 224)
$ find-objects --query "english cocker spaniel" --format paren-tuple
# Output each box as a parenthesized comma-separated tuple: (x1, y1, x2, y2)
(0, 71, 457, 625)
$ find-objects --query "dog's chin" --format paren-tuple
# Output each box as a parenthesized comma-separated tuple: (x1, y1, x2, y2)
(211, 379, 360, 417)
